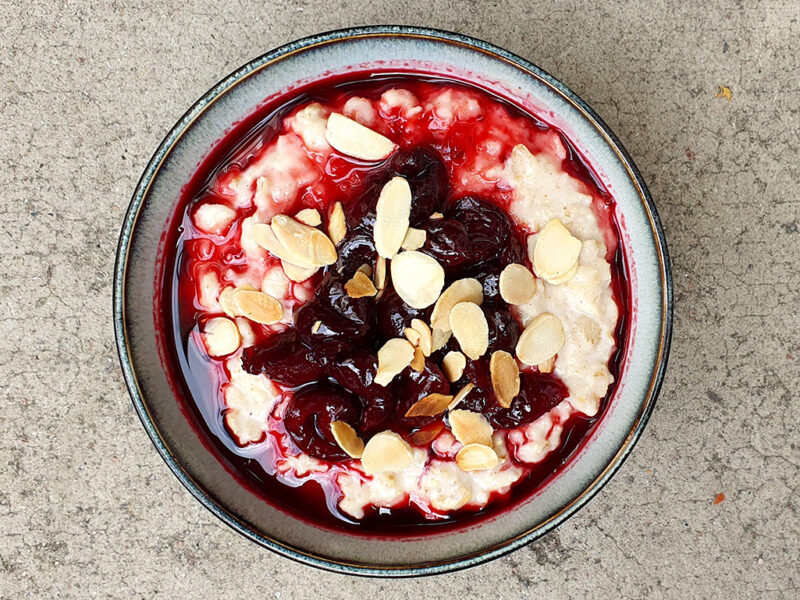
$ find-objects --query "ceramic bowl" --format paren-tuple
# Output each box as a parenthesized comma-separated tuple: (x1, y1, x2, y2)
(114, 25, 672, 576)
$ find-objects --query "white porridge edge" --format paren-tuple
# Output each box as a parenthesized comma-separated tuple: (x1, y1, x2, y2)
(190, 90, 619, 517)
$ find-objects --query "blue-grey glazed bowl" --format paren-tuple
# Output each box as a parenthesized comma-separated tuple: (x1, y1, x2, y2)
(114, 26, 672, 576)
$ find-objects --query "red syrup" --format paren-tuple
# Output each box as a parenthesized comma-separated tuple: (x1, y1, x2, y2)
(156, 72, 631, 535)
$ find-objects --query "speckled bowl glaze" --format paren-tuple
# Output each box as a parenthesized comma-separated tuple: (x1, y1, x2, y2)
(114, 26, 672, 576)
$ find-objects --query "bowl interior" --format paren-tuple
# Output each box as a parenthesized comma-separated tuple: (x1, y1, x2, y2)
(115, 27, 670, 576)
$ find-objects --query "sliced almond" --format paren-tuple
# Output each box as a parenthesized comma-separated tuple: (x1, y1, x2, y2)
(361, 431, 413, 474)
(374, 338, 415, 386)
(410, 319, 433, 357)
(532, 219, 582, 282)
(311, 320, 322, 334)
(442, 351, 466, 382)
(390, 251, 445, 309)
(282, 260, 318, 282)
(324, 113, 397, 161)
(430, 212, 444, 220)
(344, 271, 378, 298)
(410, 422, 444, 446)
(374, 177, 412, 259)
(404, 328, 421, 346)
(401, 227, 426, 251)
(448, 382, 475, 410)
(449, 409, 493, 446)
(516, 313, 566, 366)
(538, 356, 556, 373)
(456, 443, 499, 472)
(356, 263, 372, 277)
(294, 208, 321, 227)
(405, 393, 453, 418)
(250, 223, 304, 266)
(449, 302, 489, 360)
(232, 289, 283, 324)
(490, 350, 520, 409)
(430, 278, 483, 331)
(546, 261, 579, 285)
(331, 421, 365, 459)
(499, 263, 537, 305)
(410, 346, 425, 373)
(203, 317, 241, 357)
(271, 214, 337, 268)
(328, 201, 347, 246)
(218, 286, 240, 317)
(374, 255, 387, 290)
(431, 327, 452, 352)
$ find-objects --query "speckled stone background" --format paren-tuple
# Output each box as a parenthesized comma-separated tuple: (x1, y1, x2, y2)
(1, 1, 798, 597)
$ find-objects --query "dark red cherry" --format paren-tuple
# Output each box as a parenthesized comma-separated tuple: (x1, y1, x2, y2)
(418, 218, 471, 272)
(483, 300, 521, 353)
(333, 225, 377, 279)
(446, 196, 514, 264)
(394, 362, 450, 429)
(389, 147, 449, 224)
(483, 372, 569, 429)
(241, 330, 345, 387)
(375, 287, 432, 340)
(282, 383, 361, 461)
(294, 275, 375, 342)
(327, 347, 396, 434)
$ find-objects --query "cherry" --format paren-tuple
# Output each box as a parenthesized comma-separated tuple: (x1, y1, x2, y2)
(389, 147, 449, 224)
(418, 218, 471, 272)
(327, 347, 396, 434)
(241, 330, 345, 387)
(283, 383, 361, 461)
(484, 372, 569, 429)
(294, 274, 375, 342)
(446, 196, 514, 265)
(483, 300, 521, 353)
(393, 362, 450, 429)
(333, 224, 377, 280)
(375, 287, 432, 340)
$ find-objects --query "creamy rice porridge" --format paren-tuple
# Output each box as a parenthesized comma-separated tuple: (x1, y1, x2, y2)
(162, 74, 627, 529)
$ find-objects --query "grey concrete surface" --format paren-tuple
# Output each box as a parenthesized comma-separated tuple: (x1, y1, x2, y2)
(1, 0, 798, 598)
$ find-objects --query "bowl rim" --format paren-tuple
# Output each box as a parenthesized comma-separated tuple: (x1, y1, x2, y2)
(113, 24, 673, 577)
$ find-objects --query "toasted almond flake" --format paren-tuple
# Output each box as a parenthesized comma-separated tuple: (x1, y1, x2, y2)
(430, 278, 484, 331)
(311, 320, 322, 334)
(344, 271, 378, 298)
(232, 289, 283, 324)
(499, 263, 537, 305)
(449, 302, 489, 360)
(532, 219, 582, 282)
(356, 263, 372, 277)
(490, 350, 520, 409)
(282, 260, 318, 282)
(375, 338, 415, 386)
(374, 177, 412, 259)
(203, 317, 241, 357)
(430, 212, 444, 220)
(410, 346, 425, 372)
(330, 421, 365, 458)
(250, 223, 303, 266)
(294, 208, 322, 227)
(442, 351, 466, 382)
(391, 251, 445, 309)
(449, 409, 493, 446)
(516, 313, 566, 365)
(404, 328, 421, 346)
(218, 286, 239, 317)
(410, 319, 433, 356)
(546, 261, 579, 285)
(374, 256, 387, 290)
(411, 422, 444, 446)
(538, 356, 555, 373)
(456, 443, 499, 472)
(328, 201, 347, 246)
(361, 431, 413, 474)
(431, 327, 452, 352)
(324, 113, 397, 161)
(271, 214, 338, 268)
(401, 227, 426, 251)
(405, 393, 453, 418)
(448, 382, 475, 410)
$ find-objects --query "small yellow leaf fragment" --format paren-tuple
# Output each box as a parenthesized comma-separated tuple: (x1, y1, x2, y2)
(715, 85, 732, 101)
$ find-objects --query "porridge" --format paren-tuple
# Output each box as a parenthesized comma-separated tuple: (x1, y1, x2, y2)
(161, 74, 627, 529)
